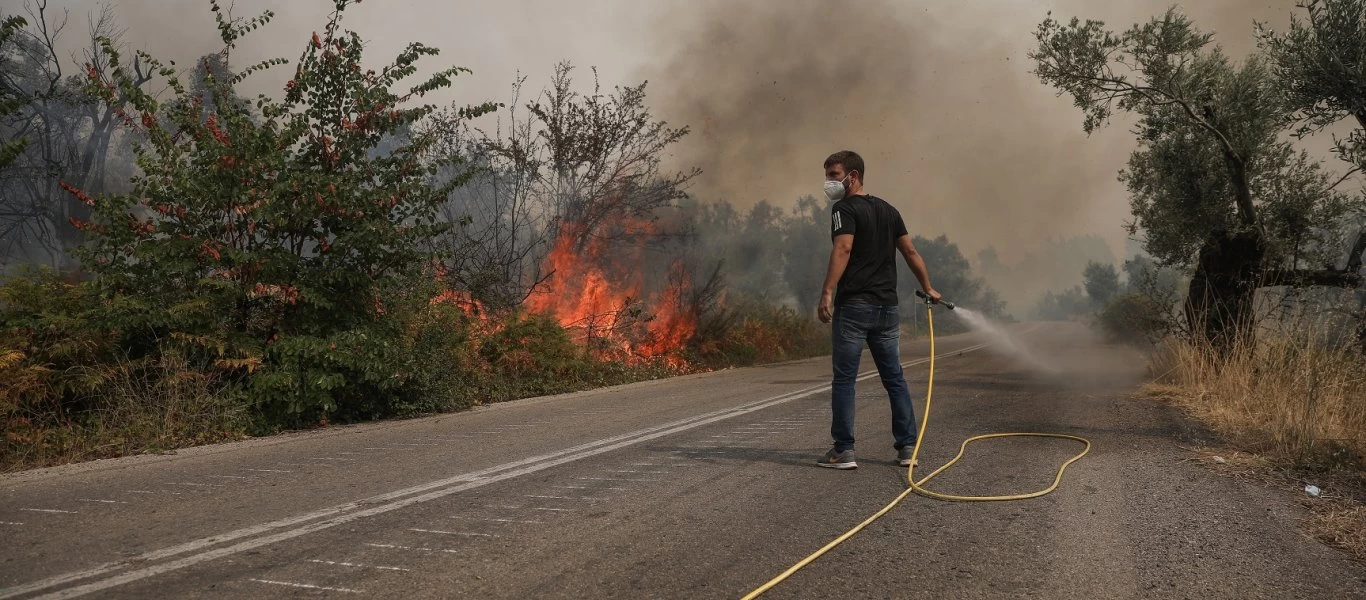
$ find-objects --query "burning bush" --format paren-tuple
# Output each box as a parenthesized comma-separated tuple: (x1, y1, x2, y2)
(525, 219, 697, 367)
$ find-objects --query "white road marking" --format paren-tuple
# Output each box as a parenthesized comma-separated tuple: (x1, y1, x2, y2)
(208, 476, 248, 480)
(247, 579, 361, 593)
(554, 484, 626, 491)
(245, 469, 292, 473)
(362, 448, 393, 451)
(575, 476, 658, 482)
(166, 482, 225, 488)
(7, 342, 990, 600)
(607, 470, 666, 474)
(450, 516, 541, 524)
(409, 528, 496, 538)
(0, 522, 23, 526)
(125, 490, 156, 494)
(307, 457, 357, 462)
(364, 543, 459, 554)
(524, 495, 603, 501)
(531, 507, 574, 512)
(306, 559, 410, 572)
(19, 509, 76, 514)
(76, 499, 126, 505)
(394, 443, 439, 447)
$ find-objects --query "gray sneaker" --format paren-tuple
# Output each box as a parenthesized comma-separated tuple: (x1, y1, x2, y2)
(897, 445, 919, 467)
(817, 448, 857, 469)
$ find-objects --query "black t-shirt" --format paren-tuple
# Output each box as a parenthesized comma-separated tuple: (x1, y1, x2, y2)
(830, 194, 908, 306)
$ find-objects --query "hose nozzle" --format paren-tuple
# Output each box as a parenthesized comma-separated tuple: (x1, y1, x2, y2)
(916, 289, 955, 310)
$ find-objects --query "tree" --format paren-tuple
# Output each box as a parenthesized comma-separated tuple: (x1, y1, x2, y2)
(1123, 254, 1183, 298)
(0, 15, 27, 170)
(0, 2, 152, 265)
(1030, 8, 1362, 350)
(68, 0, 496, 424)
(902, 234, 1007, 321)
(1083, 261, 1120, 307)
(189, 52, 250, 120)
(1260, 0, 1366, 350)
(437, 63, 700, 309)
(1260, 0, 1366, 180)
(780, 194, 833, 317)
(681, 198, 785, 303)
(1034, 286, 1090, 321)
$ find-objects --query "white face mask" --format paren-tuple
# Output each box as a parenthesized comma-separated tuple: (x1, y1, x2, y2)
(824, 177, 848, 202)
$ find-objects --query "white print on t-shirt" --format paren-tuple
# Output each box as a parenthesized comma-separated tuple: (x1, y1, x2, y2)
(832, 211, 842, 232)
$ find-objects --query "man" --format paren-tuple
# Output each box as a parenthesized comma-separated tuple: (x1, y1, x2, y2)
(816, 150, 941, 470)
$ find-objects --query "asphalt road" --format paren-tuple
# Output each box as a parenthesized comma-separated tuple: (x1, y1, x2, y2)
(2, 322, 1363, 599)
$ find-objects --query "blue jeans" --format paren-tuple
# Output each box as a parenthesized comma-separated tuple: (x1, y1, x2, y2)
(830, 302, 917, 452)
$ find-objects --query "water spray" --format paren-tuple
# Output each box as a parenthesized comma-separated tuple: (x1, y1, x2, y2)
(918, 289, 1058, 374)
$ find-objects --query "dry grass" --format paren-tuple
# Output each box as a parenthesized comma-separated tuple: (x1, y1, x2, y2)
(1146, 333, 1366, 470)
(1, 355, 251, 473)
(1147, 331, 1366, 561)
(1308, 502, 1366, 562)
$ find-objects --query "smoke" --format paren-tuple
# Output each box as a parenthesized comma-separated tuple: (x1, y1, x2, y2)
(24, 0, 1299, 315)
(639, 0, 1294, 314)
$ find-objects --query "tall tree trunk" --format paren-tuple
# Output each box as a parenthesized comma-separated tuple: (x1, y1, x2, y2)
(1184, 228, 1265, 354)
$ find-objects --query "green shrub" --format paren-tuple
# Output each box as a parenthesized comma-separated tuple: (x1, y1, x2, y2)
(1, 266, 250, 470)
(62, 1, 496, 428)
(1096, 292, 1171, 345)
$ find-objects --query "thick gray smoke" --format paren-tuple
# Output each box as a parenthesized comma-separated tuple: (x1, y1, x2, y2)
(639, 0, 1294, 314)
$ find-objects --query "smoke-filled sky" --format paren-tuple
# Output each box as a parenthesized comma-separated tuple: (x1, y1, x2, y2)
(31, 0, 1306, 287)
(645, 0, 1297, 263)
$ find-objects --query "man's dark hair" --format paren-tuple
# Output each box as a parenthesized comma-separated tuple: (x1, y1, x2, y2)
(824, 150, 865, 181)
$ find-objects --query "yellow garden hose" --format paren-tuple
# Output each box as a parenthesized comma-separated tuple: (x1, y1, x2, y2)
(739, 304, 1091, 599)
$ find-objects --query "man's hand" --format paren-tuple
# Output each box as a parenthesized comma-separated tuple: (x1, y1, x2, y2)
(818, 291, 835, 323)
(924, 288, 942, 304)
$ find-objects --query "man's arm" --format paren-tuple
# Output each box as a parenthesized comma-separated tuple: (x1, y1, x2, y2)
(897, 234, 941, 301)
(818, 234, 854, 323)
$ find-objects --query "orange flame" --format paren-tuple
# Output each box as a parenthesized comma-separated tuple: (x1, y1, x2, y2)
(527, 219, 695, 366)
(430, 263, 487, 323)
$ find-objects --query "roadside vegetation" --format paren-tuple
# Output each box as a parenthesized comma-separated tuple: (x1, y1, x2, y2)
(0, 0, 1029, 472)
(0, 1, 835, 472)
(1031, 0, 1366, 560)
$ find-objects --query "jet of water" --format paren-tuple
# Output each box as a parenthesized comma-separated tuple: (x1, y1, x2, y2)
(950, 307, 1057, 373)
